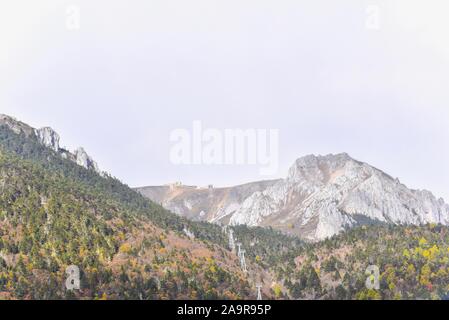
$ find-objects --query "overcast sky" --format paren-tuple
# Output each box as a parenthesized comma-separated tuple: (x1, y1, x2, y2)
(1, 0, 449, 200)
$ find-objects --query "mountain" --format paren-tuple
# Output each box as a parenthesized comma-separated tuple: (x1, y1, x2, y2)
(0, 114, 101, 174)
(137, 180, 280, 223)
(0, 114, 308, 299)
(136, 153, 449, 241)
(3, 114, 449, 300)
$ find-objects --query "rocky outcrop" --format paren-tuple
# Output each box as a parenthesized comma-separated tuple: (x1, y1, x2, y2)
(0, 114, 35, 136)
(137, 153, 449, 242)
(35, 127, 60, 152)
(74, 147, 100, 172)
(0, 114, 102, 175)
(137, 180, 280, 223)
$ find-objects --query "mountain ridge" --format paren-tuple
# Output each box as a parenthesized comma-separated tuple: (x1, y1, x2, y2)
(0, 114, 308, 299)
(2, 113, 449, 300)
(0, 114, 101, 174)
(137, 153, 449, 241)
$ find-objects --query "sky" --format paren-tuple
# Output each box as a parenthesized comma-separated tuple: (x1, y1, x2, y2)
(1, 0, 449, 200)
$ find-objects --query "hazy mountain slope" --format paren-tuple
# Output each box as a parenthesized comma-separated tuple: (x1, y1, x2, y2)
(137, 153, 449, 241)
(137, 180, 280, 223)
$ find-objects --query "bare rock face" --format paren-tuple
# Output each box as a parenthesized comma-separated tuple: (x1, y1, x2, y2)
(73, 147, 100, 172)
(137, 180, 280, 223)
(229, 153, 449, 240)
(35, 127, 60, 152)
(137, 153, 449, 242)
(0, 114, 35, 136)
(0, 114, 102, 175)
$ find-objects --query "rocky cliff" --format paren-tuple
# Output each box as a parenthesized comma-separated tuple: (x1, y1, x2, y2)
(0, 114, 102, 174)
(137, 153, 449, 241)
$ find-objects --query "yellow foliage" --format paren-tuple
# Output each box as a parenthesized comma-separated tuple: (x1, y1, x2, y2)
(366, 289, 381, 300)
(419, 237, 428, 247)
(414, 247, 423, 256)
(419, 264, 432, 286)
(79, 246, 88, 258)
(406, 263, 416, 277)
(255, 255, 262, 263)
(421, 245, 440, 260)
(273, 283, 282, 298)
(26, 262, 34, 272)
(358, 289, 381, 300)
(403, 249, 410, 259)
(429, 245, 439, 259)
(436, 267, 447, 278)
(119, 243, 132, 254)
(117, 232, 126, 241)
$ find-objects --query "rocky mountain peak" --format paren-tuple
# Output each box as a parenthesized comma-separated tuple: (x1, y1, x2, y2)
(35, 127, 60, 152)
(294, 153, 352, 166)
(0, 114, 35, 136)
(74, 147, 100, 173)
(0, 114, 102, 175)
(138, 152, 449, 242)
(287, 153, 359, 185)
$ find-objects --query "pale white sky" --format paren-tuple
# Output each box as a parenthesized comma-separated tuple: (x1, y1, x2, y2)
(1, 1, 449, 200)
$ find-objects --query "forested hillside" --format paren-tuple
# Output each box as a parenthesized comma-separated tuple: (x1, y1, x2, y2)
(277, 224, 449, 300)
(0, 124, 302, 299)
(1, 122, 449, 300)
